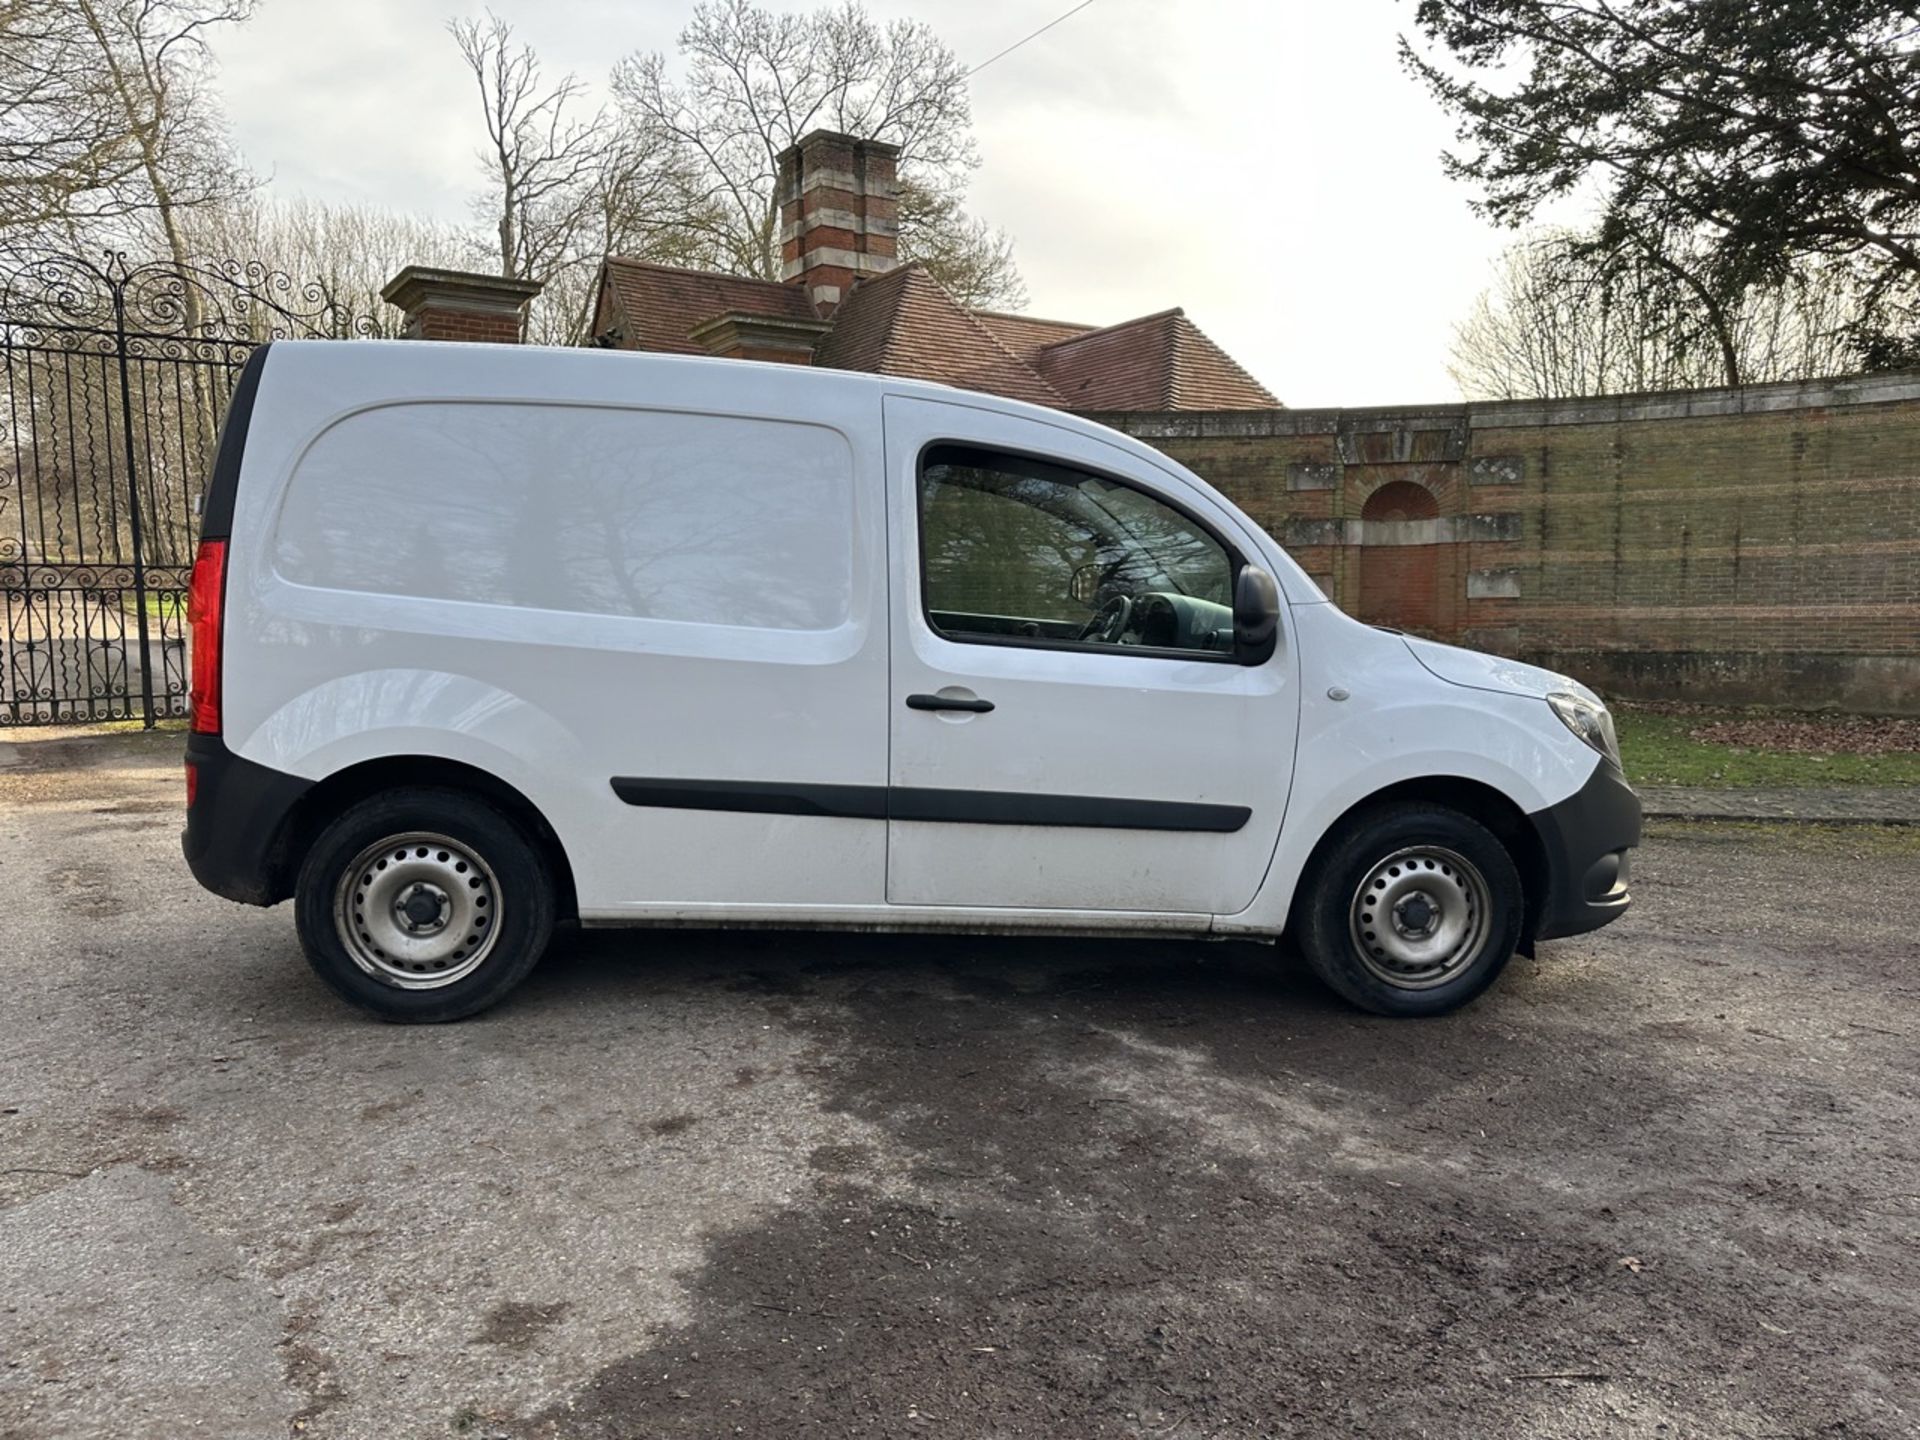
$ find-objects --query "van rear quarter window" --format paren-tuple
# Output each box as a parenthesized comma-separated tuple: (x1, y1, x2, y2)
(272, 402, 855, 630)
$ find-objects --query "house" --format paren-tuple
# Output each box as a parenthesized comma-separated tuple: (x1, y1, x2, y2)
(588, 130, 1279, 412)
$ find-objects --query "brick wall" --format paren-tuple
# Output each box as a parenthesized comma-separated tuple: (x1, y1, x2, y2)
(1096, 373, 1920, 714)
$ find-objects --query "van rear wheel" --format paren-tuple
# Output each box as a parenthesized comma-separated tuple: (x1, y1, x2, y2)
(295, 788, 554, 1023)
(1295, 803, 1525, 1017)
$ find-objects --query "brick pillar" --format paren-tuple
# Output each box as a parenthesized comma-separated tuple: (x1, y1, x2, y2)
(381, 267, 544, 343)
(776, 130, 899, 315)
(688, 310, 830, 365)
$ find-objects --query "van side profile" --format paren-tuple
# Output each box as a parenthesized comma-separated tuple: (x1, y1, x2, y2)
(183, 341, 1639, 1022)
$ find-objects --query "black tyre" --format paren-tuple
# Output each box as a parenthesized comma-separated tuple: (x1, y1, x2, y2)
(1293, 802, 1525, 1017)
(294, 787, 555, 1023)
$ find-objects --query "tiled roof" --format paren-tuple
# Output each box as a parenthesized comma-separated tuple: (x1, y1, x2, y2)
(1032, 309, 1281, 411)
(597, 256, 1280, 411)
(600, 257, 818, 354)
(969, 309, 1095, 363)
(814, 265, 1068, 408)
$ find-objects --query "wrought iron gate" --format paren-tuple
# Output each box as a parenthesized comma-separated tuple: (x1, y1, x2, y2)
(0, 252, 377, 727)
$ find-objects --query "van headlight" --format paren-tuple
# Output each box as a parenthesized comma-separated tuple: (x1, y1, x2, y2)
(1547, 691, 1621, 769)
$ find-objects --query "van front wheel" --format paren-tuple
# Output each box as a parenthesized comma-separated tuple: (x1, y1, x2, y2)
(1295, 803, 1525, 1017)
(294, 788, 555, 1023)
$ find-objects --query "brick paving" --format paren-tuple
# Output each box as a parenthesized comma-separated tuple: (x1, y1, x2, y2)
(1638, 784, 1920, 824)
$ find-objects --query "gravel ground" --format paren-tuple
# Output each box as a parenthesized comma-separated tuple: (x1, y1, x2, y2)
(1, 728, 1916, 1440)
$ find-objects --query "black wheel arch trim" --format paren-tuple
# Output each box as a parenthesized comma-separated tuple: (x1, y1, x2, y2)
(182, 729, 313, 905)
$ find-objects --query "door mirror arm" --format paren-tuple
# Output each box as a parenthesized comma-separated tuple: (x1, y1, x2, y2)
(1233, 565, 1281, 666)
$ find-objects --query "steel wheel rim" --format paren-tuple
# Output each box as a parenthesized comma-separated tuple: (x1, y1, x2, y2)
(1348, 845, 1492, 991)
(333, 832, 501, 989)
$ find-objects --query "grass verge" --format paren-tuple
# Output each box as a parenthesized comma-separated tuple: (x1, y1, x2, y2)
(1616, 708, 1920, 788)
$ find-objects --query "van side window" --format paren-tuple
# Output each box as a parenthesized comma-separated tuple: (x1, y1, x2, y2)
(917, 445, 1236, 656)
(272, 403, 855, 631)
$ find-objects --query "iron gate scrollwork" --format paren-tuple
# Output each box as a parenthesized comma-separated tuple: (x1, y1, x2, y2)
(0, 251, 381, 727)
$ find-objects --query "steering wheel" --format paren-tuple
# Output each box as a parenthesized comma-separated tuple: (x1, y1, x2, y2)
(1077, 593, 1133, 644)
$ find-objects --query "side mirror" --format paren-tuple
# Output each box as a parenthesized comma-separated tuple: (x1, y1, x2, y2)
(1233, 565, 1280, 663)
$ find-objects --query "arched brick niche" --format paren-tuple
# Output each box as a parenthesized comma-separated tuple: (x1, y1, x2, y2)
(1357, 476, 1447, 635)
(1361, 478, 1441, 523)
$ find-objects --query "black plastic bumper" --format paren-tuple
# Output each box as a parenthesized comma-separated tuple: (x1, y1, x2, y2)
(1527, 758, 1641, 940)
(182, 731, 312, 906)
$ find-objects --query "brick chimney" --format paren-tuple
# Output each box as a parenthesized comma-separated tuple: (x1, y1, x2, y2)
(381, 266, 543, 343)
(777, 131, 900, 315)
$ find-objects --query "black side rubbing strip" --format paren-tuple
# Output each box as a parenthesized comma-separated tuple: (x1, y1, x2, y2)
(609, 778, 1248, 833)
(890, 787, 1249, 832)
(609, 778, 888, 820)
(198, 342, 271, 541)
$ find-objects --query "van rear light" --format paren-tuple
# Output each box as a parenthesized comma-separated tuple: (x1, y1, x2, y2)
(188, 539, 227, 735)
(185, 760, 199, 808)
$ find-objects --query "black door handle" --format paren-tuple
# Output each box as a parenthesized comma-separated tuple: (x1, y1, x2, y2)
(906, 693, 995, 714)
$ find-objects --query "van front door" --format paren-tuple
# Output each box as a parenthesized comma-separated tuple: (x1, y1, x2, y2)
(883, 395, 1296, 917)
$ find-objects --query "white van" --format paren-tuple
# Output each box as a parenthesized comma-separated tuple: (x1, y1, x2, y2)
(182, 340, 1638, 1022)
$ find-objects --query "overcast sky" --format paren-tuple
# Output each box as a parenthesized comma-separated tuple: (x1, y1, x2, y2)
(211, 0, 1544, 407)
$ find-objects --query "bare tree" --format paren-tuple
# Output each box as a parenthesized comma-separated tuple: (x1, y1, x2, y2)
(0, 0, 250, 261)
(895, 176, 1024, 311)
(0, 2, 129, 237)
(450, 11, 609, 285)
(184, 194, 477, 336)
(70, 0, 253, 276)
(612, 0, 1023, 308)
(1451, 229, 1865, 401)
(528, 123, 718, 345)
(451, 11, 708, 344)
